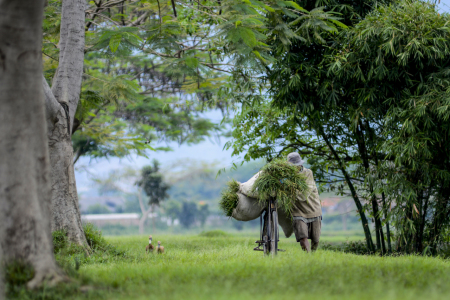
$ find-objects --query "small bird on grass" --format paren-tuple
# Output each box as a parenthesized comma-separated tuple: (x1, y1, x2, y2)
(145, 235, 154, 253)
(157, 241, 164, 254)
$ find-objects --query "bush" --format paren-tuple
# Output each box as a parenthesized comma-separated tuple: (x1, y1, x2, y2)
(199, 230, 229, 237)
(219, 179, 240, 217)
(52, 229, 69, 253)
(52, 223, 127, 263)
(321, 240, 372, 255)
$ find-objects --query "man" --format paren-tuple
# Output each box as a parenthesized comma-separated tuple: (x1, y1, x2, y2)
(287, 152, 322, 252)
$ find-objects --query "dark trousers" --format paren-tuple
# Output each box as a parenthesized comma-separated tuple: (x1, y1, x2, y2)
(293, 219, 321, 251)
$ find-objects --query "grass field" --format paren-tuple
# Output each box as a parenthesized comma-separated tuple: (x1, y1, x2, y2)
(9, 232, 450, 300)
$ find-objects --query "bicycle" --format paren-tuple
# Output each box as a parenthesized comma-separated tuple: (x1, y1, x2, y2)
(253, 196, 284, 256)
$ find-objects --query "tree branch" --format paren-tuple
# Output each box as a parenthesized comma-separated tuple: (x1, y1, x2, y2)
(51, 0, 86, 133)
(42, 75, 63, 124)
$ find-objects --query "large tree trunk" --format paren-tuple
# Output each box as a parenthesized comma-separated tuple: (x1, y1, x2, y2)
(0, 0, 64, 288)
(0, 236, 3, 299)
(44, 0, 87, 246)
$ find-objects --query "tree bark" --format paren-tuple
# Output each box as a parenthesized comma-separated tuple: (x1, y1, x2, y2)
(0, 0, 65, 288)
(0, 232, 3, 299)
(138, 189, 151, 235)
(44, 0, 88, 246)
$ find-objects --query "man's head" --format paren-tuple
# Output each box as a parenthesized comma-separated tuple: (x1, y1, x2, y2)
(287, 152, 304, 166)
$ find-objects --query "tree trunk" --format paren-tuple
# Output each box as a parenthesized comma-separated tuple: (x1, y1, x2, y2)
(317, 125, 375, 252)
(371, 197, 382, 252)
(0, 235, 3, 299)
(137, 189, 151, 235)
(44, 0, 88, 246)
(0, 0, 65, 288)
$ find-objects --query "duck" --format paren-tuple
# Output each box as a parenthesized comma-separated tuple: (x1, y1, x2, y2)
(157, 241, 164, 254)
(145, 235, 154, 253)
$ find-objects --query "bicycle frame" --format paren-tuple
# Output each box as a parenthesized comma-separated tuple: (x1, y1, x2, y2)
(254, 197, 282, 256)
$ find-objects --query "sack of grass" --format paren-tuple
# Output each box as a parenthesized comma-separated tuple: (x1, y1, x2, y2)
(251, 159, 309, 217)
(239, 172, 261, 198)
(277, 206, 294, 238)
(219, 179, 264, 220)
(232, 193, 264, 221)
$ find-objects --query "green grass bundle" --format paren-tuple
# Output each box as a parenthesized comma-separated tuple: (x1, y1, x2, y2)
(252, 159, 309, 216)
(219, 179, 240, 217)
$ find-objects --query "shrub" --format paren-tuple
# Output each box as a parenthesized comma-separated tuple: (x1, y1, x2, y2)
(52, 229, 69, 253)
(199, 230, 229, 237)
(321, 240, 372, 255)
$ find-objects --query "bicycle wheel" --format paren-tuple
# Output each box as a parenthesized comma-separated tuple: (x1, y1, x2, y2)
(270, 209, 278, 256)
(262, 210, 270, 255)
(266, 208, 272, 255)
(263, 235, 269, 255)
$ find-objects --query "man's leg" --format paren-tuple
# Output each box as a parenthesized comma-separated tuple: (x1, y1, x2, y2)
(293, 220, 310, 252)
(300, 238, 311, 252)
(310, 219, 322, 251)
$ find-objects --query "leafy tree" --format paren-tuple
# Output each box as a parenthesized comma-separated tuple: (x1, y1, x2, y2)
(163, 200, 182, 225)
(137, 160, 171, 207)
(179, 201, 198, 228)
(198, 202, 210, 228)
(228, 0, 450, 255)
(326, 0, 450, 254)
(137, 160, 171, 232)
(85, 204, 112, 214)
(226, 0, 390, 253)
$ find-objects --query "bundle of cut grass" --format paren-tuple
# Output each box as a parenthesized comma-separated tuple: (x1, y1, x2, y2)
(219, 179, 240, 217)
(251, 159, 309, 216)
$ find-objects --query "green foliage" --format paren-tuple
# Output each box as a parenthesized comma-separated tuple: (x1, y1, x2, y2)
(252, 159, 308, 216)
(198, 202, 210, 227)
(226, 0, 445, 255)
(179, 201, 198, 228)
(321, 240, 372, 255)
(53, 223, 126, 265)
(324, 0, 450, 254)
(42, 0, 346, 164)
(163, 199, 182, 219)
(52, 229, 69, 253)
(219, 179, 240, 217)
(5, 259, 82, 300)
(83, 223, 111, 251)
(198, 230, 229, 237)
(136, 160, 170, 207)
(84, 203, 112, 214)
(5, 261, 34, 287)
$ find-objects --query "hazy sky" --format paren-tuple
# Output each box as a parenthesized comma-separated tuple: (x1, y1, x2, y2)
(75, 0, 450, 193)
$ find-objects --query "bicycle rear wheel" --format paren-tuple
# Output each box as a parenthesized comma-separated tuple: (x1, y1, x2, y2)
(270, 209, 278, 256)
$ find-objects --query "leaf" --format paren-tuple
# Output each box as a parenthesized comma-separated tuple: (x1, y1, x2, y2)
(328, 18, 348, 29)
(413, 204, 419, 215)
(185, 57, 199, 68)
(282, 1, 308, 13)
(109, 34, 122, 53)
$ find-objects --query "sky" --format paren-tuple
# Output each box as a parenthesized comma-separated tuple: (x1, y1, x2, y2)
(75, 0, 450, 194)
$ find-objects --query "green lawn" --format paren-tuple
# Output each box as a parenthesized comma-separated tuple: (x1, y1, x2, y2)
(45, 233, 450, 300)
